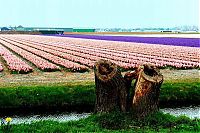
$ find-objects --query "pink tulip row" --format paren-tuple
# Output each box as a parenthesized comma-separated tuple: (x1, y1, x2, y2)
(0, 37, 88, 72)
(0, 38, 59, 71)
(9, 37, 135, 69)
(0, 44, 33, 73)
(45, 40, 198, 68)
(59, 37, 199, 68)
(5, 38, 95, 68)
(59, 37, 199, 63)
(15, 35, 199, 69)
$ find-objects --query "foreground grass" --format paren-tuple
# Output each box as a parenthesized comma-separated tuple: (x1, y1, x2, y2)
(1, 111, 199, 133)
(0, 80, 199, 113)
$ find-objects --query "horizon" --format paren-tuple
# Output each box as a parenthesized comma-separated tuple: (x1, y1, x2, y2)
(0, 25, 199, 29)
(0, 0, 199, 28)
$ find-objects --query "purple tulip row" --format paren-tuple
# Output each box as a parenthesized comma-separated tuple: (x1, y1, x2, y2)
(0, 43, 33, 73)
(51, 34, 200, 47)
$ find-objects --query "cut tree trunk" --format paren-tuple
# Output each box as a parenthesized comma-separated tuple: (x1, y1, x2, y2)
(123, 69, 140, 110)
(94, 59, 128, 113)
(132, 64, 163, 119)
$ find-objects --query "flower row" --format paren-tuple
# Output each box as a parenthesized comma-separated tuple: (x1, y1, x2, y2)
(8, 38, 95, 68)
(2, 35, 200, 70)
(17, 35, 199, 69)
(52, 34, 200, 47)
(0, 43, 33, 73)
(59, 37, 199, 62)
(0, 37, 88, 72)
(10, 37, 135, 69)
(0, 38, 59, 72)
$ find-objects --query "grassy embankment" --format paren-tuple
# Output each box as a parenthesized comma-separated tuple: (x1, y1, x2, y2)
(0, 78, 199, 132)
(0, 78, 199, 115)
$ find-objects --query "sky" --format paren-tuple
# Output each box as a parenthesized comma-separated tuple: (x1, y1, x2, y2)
(0, 0, 199, 28)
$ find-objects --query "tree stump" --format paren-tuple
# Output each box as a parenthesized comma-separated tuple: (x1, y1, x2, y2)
(94, 59, 127, 113)
(94, 60, 164, 117)
(132, 64, 163, 119)
(123, 70, 139, 110)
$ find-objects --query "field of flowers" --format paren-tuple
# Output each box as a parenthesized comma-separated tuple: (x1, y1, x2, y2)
(56, 34, 200, 47)
(0, 34, 199, 73)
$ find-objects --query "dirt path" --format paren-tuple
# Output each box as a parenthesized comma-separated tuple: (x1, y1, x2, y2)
(0, 69, 199, 87)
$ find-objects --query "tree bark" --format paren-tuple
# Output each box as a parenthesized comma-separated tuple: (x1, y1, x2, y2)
(132, 64, 163, 119)
(94, 59, 127, 113)
(123, 70, 139, 111)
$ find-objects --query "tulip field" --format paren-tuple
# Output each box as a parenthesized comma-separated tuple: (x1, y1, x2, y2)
(0, 34, 199, 74)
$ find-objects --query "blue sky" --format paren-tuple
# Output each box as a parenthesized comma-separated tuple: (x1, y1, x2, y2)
(0, 0, 199, 28)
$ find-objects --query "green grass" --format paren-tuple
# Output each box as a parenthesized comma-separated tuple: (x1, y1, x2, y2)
(160, 81, 200, 106)
(0, 80, 199, 113)
(0, 83, 95, 113)
(1, 111, 199, 133)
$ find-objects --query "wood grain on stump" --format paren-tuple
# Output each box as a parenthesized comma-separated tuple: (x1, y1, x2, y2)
(132, 64, 163, 118)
